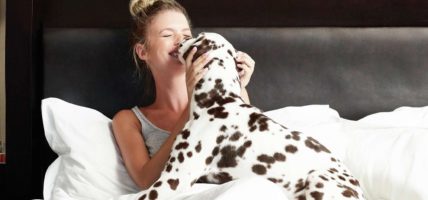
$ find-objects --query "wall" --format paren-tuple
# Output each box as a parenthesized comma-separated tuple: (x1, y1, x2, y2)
(0, 0, 5, 155)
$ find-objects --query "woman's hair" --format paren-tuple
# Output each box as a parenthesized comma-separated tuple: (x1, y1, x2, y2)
(129, 0, 191, 105)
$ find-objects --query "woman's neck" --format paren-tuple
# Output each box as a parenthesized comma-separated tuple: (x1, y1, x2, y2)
(152, 73, 188, 113)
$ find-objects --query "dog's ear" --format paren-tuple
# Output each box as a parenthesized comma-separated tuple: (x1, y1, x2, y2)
(183, 36, 214, 62)
(191, 42, 211, 62)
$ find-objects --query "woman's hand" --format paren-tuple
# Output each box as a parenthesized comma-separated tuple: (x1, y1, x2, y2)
(185, 47, 212, 101)
(236, 51, 255, 88)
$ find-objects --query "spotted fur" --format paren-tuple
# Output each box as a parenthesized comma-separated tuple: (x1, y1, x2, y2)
(137, 32, 365, 200)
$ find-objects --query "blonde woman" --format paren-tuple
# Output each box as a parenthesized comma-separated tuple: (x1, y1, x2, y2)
(112, 0, 255, 190)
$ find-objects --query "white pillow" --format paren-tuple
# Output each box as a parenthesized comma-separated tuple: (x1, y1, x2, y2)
(341, 119, 428, 200)
(358, 106, 428, 128)
(264, 105, 348, 160)
(42, 98, 139, 200)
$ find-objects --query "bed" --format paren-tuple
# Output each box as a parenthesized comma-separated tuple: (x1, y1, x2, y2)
(40, 27, 428, 199)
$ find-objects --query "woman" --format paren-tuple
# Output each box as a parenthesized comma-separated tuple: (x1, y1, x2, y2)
(112, 0, 255, 190)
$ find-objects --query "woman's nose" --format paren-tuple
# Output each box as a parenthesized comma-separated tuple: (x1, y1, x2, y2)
(175, 34, 184, 46)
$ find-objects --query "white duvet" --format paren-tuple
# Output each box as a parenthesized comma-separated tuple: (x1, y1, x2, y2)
(42, 98, 428, 200)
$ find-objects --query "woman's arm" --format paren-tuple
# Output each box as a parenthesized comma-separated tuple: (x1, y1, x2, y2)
(240, 87, 250, 104)
(112, 107, 190, 190)
(112, 46, 213, 190)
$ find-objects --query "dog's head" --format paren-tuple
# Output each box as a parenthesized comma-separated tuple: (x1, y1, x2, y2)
(178, 32, 238, 74)
(179, 32, 243, 107)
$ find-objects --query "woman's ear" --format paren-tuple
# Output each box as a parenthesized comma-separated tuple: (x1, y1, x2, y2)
(135, 43, 148, 60)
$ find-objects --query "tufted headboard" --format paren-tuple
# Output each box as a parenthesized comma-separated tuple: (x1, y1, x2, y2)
(27, 25, 428, 200)
(43, 27, 428, 120)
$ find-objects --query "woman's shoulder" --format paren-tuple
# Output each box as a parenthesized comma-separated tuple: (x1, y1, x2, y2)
(112, 108, 141, 129)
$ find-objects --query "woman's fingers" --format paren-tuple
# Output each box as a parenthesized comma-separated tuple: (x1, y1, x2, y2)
(185, 50, 212, 99)
(235, 51, 255, 88)
(192, 52, 212, 71)
(236, 51, 255, 70)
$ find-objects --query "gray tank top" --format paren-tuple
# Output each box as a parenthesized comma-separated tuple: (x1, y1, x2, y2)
(131, 106, 170, 157)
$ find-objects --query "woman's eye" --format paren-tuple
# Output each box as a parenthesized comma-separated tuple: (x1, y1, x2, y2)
(162, 35, 172, 37)
(184, 35, 192, 39)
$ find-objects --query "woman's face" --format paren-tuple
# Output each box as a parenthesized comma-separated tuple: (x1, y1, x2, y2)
(139, 10, 192, 74)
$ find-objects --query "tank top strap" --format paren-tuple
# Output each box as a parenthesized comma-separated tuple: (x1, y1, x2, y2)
(131, 106, 170, 134)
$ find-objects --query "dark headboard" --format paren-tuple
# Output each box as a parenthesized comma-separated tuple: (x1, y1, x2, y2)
(44, 27, 428, 120)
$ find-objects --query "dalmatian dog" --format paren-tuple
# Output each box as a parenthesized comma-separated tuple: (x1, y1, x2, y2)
(137, 32, 365, 200)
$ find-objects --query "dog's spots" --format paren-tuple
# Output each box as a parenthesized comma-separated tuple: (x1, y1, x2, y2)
(212, 146, 220, 156)
(227, 49, 234, 58)
(195, 79, 204, 91)
(220, 125, 227, 132)
(342, 186, 359, 198)
(296, 195, 306, 200)
(268, 178, 283, 183)
(237, 140, 252, 157)
(178, 152, 185, 163)
(213, 172, 233, 183)
(153, 181, 162, 187)
(252, 164, 267, 175)
(305, 137, 331, 153)
(285, 145, 298, 153)
(149, 190, 158, 200)
(217, 145, 238, 168)
(208, 106, 229, 119)
(167, 179, 179, 190)
(193, 112, 200, 120)
(214, 79, 226, 95)
(328, 168, 338, 174)
(257, 154, 275, 165)
(294, 178, 309, 193)
(181, 129, 190, 139)
(197, 175, 208, 183)
(195, 141, 202, 152)
(140, 194, 147, 200)
(350, 179, 360, 186)
(229, 131, 242, 141)
(187, 151, 193, 158)
(291, 131, 301, 141)
(194, 79, 236, 109)
(310, 191, 324, 200)
(316, 182, 324, 188)
(274, 152, 286, 161)
(175, 142, 189, 150)
(166, 164, 173, 172)
(319, 175, 329, 181)
(206, 156, 213, 165)
(248, 113, 269, 132)
(216, 135, 226, 144)
(240, 104, 253, 108)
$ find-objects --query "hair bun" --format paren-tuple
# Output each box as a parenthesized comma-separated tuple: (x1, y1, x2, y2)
(129, 0, 157, 18)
